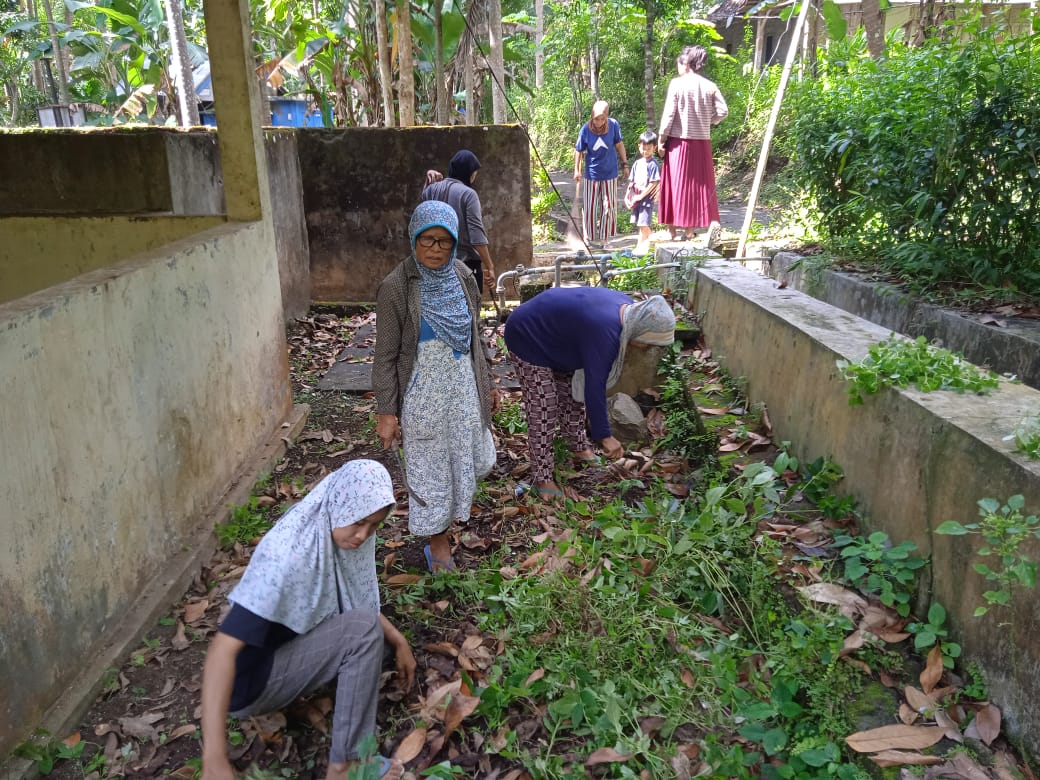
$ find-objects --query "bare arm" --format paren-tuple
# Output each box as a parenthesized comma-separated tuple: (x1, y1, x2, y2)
(474, 243, 495, 299)
(379, 614, 416, 692)
(201, 632, 245, 780)
(573, 149, 583, 182)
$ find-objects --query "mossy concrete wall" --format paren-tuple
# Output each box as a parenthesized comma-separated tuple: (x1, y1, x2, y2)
(297, 125, 532, 303)
(0, 128, 311, 320)
(0, 219, 292, 759)
(683, 255, 1040, 755)
(770, 252, 1040, 391)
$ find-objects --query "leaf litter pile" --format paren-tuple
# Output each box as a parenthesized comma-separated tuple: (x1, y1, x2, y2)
(38, 307, 1037, 780)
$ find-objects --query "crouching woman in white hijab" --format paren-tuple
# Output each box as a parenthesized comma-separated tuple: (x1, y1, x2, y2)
(200, 460, 414, 780)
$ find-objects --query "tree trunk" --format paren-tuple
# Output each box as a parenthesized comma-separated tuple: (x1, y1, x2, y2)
(535, 0, 544, 88)
(396, 0, 414, 126)
(434, 0, 447, 124)
(374, 0, 394, 126)
(465, 42, 476, 124)
(41, 0, 70, 105)
(164, 0, 200, 125)
(861, 0, 885, 57)
(5, 80, 21, 124)
(643, 0, 655, 130)
(487, 0, 505, 123)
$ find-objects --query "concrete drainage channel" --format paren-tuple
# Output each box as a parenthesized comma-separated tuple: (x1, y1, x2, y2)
(658, 246, 1040, 756)
(769, 252, 1040, 391)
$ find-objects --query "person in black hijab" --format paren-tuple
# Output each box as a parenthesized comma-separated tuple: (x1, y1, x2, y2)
(421, 150, 495, 295)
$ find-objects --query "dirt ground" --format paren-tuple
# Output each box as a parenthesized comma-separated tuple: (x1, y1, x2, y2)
(36, 306, 1036, 780)
(42, 305, 732, 780)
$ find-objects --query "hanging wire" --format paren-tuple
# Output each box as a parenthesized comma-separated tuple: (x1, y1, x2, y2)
(448, 0, 595, 253)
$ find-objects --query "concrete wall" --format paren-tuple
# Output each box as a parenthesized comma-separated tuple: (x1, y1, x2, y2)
(0, 219, 292, 758)
(684, 256, 1040, 755)
(265, 130, 312, 320)
(771, 252, 1040, 391)
(297, 125, 533, 303)
(0, 128, 311, 320)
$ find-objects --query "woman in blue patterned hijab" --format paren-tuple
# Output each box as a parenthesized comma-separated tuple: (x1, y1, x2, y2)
(373, 200, 498, 573)
(408, 200, 471, 354)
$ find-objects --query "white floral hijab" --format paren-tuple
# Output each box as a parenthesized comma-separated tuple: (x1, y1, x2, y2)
(228, 459, 395, 634)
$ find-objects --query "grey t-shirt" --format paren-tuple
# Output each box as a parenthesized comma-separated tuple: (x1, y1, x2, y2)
(421, 178, 489, 264)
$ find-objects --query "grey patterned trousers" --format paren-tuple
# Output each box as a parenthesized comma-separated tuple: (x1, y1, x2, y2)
(229, 610, 384, 763)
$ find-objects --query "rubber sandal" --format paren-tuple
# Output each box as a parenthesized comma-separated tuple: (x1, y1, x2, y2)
(377, 755, 402, 778)
(423, 544, 455, 573)
(535, 486, 565, 501)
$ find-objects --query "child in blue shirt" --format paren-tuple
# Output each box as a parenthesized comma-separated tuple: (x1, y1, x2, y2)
(624, 130, 661, 255)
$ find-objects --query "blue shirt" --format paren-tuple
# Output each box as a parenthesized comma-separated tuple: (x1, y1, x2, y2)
(575, 118, 624, 181)
(504, 287, 632, 439)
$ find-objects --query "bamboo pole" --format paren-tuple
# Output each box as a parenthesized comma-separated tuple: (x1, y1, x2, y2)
(736, 0, 814, 259)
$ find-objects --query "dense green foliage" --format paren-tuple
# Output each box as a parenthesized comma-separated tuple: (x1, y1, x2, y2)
(788, 15, 1040, 294)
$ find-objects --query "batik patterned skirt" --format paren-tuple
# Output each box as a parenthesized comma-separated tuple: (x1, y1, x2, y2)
(401, 338, 496, 536)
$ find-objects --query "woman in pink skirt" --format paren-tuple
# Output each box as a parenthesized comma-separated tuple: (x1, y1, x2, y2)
(657, 45, 728, 245)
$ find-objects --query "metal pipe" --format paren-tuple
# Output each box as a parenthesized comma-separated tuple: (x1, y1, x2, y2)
(598, 262, 681, 286)
(553, 252, 612, 286)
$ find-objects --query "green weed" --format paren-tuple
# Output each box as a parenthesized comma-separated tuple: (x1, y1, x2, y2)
(836, 335, 999, 405)
(907, 602, 962, 669)
(493, 399, 527, 435)
(1010, 415, 1040, 459)
(831, 531, 926, 617)
(936, 494, 1040, 616)
(215, 495, 274, 548)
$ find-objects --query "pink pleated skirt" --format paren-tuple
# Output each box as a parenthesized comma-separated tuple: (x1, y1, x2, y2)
(658, 138, 720, 229)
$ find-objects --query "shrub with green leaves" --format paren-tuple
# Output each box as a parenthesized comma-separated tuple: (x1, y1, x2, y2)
(836, 335, 1000, 405)
(788, 15, 1040, 294)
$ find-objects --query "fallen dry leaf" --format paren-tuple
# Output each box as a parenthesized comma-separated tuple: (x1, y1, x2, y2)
(392, 727, 427, 763)
(868, 750, 944, 768)
(969, 702, 1001, 745)
(183, 600, 209, 624)
(798, 582, 867, 619)
(386, 574, 423, 586)
(171, 621, 190, 651)
(920, 752, 993, 780)
(62, 732, 81, 748)
(903, 686, 935, 715)
(919, 645, 944, 694)
(845, 724, 945, 752)
(166, 724, 197, 742)
(524, 668, 545, 688)
(585, 747, 632, 766)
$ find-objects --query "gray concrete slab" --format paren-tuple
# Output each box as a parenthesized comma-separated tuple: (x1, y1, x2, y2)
(771, 252, 1040, 391)
(316, 321, 376, 392)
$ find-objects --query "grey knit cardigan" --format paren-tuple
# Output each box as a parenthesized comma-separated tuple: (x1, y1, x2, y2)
(373, 257, 493, 428)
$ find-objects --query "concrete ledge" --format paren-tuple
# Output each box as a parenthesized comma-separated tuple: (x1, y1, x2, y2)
(770, 252, 1040, 391)
(0, 404, 308, 780)
(682, 256, 1040, 756)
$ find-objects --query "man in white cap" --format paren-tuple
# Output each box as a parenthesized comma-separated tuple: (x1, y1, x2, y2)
(573, 100, 628, 247)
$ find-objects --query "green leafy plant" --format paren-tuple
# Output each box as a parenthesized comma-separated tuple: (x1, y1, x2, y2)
(13, 731, 88, 774)
(936, 495, 1040, 616)
(831, 531, 926, 617)
(1010, 415, 1040, 459)
(605, 252, 660, 291)
(836, 336, 999, 405)
(492, 399, 527, 435)
(907, 602, 962, 669)
(215, 495, 275, 548)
